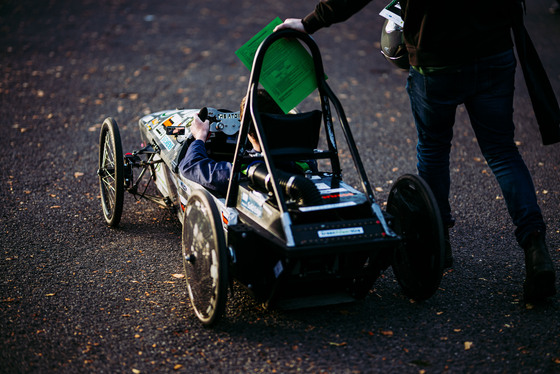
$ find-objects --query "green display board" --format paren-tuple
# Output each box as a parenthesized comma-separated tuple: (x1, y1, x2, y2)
(235, 17, 322, 113)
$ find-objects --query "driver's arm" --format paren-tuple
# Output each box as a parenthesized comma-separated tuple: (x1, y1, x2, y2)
(274, 0, 372, 34)
(178, 115, 231, 195)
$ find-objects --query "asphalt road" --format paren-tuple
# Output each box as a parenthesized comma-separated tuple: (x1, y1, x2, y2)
(1, 0, 559, 373)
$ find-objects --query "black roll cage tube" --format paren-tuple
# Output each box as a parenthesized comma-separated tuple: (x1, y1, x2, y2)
(224, 29, 377, 213)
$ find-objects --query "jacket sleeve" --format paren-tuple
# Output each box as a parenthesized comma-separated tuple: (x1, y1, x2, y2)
(179, 140, 232, 195)
(302, 0, 372, 34)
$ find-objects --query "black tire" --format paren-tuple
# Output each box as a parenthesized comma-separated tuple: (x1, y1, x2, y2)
(387, 174, 444, 301)
(182, 189, 228, 326)
(98, 117, 124, 227)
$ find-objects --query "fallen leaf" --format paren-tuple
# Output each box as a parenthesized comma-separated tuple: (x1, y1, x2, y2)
(74, 172, 84, 178)
(173, 364, 183, 370)
(45, 293, 56, 297)
(329, 342, 347, 347)
(464, 341, 473, 350)
(172, 273, 184, 279)
(380, 330, 393, 337)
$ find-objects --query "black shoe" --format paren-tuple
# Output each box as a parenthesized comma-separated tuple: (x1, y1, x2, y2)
(522, 231, 556, 302)
(443, 227, 453, 269)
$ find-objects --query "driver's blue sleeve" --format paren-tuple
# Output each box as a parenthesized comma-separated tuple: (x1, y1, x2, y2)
(179, 140, 232, 195)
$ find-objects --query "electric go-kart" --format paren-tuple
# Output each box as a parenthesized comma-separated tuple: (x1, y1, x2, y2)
(97, 29, 444, 326)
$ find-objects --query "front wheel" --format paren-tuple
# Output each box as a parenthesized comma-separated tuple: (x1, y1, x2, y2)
(98, 117, 124, 227)
(182, 189, 228, 326)
(387, 174, 444, 301)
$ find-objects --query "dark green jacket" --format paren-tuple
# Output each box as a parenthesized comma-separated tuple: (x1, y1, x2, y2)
(301, 0, 559, 144)
(303, 0, 513, 67)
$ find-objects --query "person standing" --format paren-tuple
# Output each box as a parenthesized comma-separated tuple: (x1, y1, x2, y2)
(275, 0, 557, 302)
(550, 0, 560, 14)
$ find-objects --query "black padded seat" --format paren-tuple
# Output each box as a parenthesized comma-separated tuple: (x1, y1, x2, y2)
(259, 110, 322, 158)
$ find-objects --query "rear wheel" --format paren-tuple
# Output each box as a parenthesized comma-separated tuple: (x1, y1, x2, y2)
(98, 117, 124, 227)
(387, 174, 444, 301)
(182, 189, 228, 326)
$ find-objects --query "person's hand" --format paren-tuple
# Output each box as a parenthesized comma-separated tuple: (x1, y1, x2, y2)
(273, 18, 306, 33)
(190, 114, 210, 141)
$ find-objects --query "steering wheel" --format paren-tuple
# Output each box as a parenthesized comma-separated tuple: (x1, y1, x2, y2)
(166, 107, 240, 137)
(203, 107, 241, 136)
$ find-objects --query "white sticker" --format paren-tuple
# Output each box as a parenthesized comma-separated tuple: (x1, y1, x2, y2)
(299, 201, 357, 212)
(162, 113, 184, 127)
(160, 135, 175, 151)
(320, 187, 348, 194)
(314, 182, 331, 190)
(241, 192, 263, 218)
(317, 227, 364, 238)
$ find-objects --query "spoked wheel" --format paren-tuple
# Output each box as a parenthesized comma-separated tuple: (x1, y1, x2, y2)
(182, 189, 228, 326)
(387, 174, 444, 301)
(98, 117, 124, 227)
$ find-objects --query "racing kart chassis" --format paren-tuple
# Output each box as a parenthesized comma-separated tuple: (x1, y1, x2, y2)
(98, 29, 445, 325)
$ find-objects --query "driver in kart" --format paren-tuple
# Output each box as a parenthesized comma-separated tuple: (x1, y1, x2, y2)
(179, 89, 315, 195)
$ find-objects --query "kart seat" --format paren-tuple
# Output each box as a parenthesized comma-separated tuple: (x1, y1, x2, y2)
(259, 110, 322, 159)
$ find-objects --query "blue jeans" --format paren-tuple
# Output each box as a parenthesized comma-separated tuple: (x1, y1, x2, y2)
(406, 49, 545, 245)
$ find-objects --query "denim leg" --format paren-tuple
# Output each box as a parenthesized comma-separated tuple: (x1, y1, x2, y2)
(464, 51, 545, 244)
(407, 68, 463, 227)
(406, 50, 545, 242)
